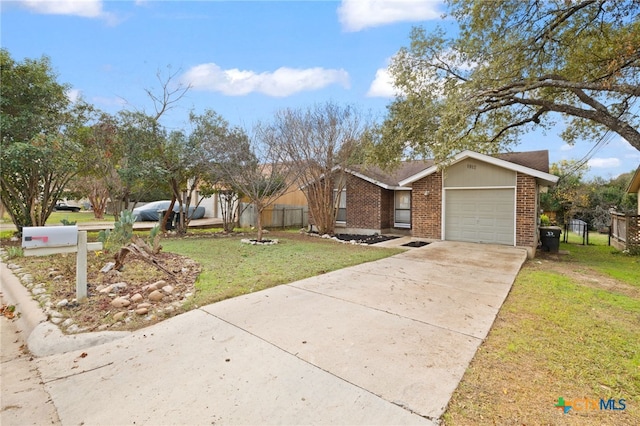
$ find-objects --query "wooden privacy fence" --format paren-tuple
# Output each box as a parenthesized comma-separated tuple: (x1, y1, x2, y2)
(239, 203, 309, 229)
(610, 212, 640, 252)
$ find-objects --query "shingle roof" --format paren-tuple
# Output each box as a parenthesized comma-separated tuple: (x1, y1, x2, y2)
(348, 160, 434, 187)
(494, 150, 550, 173)
(348, 150, 551, 188)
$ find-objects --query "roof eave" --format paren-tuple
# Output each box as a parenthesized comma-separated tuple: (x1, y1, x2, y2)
(399, 150, 559, 186)
(627, 166, 640, 193)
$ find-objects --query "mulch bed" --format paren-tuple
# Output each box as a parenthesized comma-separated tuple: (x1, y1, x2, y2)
(334, 234, 400, 245)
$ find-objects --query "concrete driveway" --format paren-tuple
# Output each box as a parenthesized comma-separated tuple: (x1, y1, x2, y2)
(8, 240, 527, 425)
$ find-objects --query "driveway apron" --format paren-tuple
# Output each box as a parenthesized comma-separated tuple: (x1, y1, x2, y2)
(34, 240, 526, 424)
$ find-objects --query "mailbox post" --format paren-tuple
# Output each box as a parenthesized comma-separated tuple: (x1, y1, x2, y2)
(22, 226, 102, 301)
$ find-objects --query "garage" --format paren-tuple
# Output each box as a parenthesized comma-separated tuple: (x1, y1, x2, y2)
(444, 188, 515, 245)
(395, 150, 559, 257)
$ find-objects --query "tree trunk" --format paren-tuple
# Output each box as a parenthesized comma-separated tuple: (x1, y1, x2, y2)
(162, 198, 177, 233)
(256, 203, 264, 242)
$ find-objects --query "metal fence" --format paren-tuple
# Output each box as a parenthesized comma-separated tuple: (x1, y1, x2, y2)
(564, 219, 589, 245)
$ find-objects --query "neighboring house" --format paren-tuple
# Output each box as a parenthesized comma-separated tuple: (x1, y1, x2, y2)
(317, 150, 558, 258)
(197, 171, 309, 228)
(239, 185, 309, 228)
(611, 165, 640, 252)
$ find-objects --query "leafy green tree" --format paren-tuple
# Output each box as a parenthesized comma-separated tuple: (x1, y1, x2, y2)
(187, 110, 250, 233)
(0, 49, 86, 231)
(69, 111, 124, 219)
(377, 0, 640, 163)
(540, 160, 590, 224)
(585, 171, 638, 230)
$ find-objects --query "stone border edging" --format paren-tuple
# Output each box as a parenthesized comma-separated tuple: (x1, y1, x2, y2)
(0, 253, 130, 357)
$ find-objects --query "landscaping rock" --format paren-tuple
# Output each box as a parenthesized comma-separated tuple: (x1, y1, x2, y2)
(148, 290, 164, 302)
(111, 297, 131, 308)
(162, 285, 174, 295)
(136, 303, 151, 309)
(113, 312, 126, 321)
(32, 287, 46, 295)
(56, 299, 69, 308)
(135, 308, 149, 315)
(131, 293, 143, 303)
(112, 282, 128, 291)
(99, 285, 114, 293)
(100, 262, 115, 273)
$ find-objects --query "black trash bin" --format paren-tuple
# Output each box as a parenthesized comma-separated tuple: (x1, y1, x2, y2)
(158, 209, 176, 230)
(540, 226, 562, 252)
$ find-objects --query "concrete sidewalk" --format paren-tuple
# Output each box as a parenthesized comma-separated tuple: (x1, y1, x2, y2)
(1, 240, 527, 425)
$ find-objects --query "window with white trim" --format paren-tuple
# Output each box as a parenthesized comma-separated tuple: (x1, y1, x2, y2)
(335, 189, 346, 223)
(394, 191, 411, 228)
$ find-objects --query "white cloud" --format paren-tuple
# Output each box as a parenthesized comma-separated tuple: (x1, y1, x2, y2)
(560, 144, 574, 151)
(181, 63, 350, 97)
(366, 68, 401, 98)
(613, 137, 640, 160)
(20, 0, 103, 17)
(588, 157, 621, 168)
(338, 0, 443, 32)
(66, 88, 81, 103)
(19, 0, 119, 23)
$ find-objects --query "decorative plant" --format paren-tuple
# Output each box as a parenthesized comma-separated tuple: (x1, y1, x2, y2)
(540, 214, 551, 226)
(98, 210, 136, 252)
(147, 225, 162, 254)
(5, 246, 23, 259)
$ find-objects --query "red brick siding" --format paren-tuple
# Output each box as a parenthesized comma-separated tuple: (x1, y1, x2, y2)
(411, 172, 442, 239)
(381, 189, 394, 229)
(516, 173, 537, 248)
(345, 175, 384, 229)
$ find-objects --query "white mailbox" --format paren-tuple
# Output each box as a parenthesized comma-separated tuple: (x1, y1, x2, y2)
(22, 226, 78, 249)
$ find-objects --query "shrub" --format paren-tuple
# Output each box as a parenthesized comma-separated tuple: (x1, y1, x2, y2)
(540, 214, 551, 226)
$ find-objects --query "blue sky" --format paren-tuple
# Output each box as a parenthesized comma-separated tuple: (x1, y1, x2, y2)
(2, 0, 639, 179)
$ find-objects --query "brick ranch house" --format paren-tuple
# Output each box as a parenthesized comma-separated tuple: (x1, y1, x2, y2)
(311, 150, 558, 258)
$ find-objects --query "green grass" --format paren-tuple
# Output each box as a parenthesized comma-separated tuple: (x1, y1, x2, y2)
(562, 242, 640, 287)
(46, 211, 110, 224)
(562, 229, 610, 246)
(0, 211, 111, 226)
(163, 232, 403, 308)
(445, 245, 640, 425)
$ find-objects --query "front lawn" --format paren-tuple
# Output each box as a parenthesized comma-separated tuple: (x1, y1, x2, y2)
(2, 230, 402, 332)
(444, 242, 640, 425)
(163, 231, 403, 308)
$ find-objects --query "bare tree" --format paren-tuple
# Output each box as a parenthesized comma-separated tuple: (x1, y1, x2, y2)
(258, 102, 369, 235)
(217, 133, 295, 242)
(217, 189, 240, 233)
(138, 68, 192, 231)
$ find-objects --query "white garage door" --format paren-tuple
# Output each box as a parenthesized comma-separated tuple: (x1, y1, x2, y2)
(444, 189, 515, 245)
